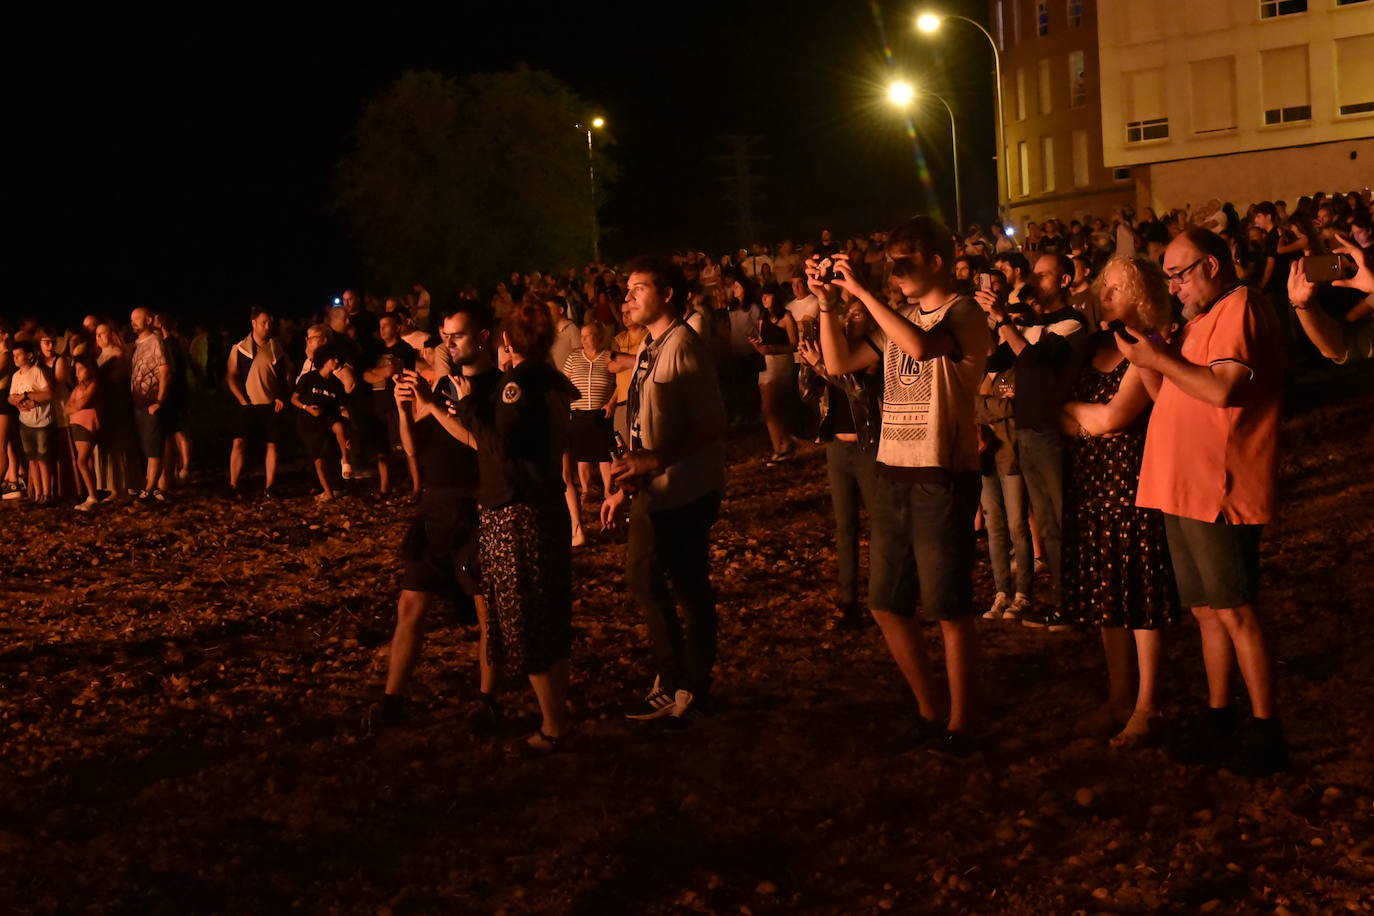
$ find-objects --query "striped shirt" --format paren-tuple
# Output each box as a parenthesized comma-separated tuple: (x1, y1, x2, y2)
(563, 348, 616, 411)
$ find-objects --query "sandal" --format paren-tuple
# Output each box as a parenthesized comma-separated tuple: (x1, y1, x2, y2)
(514, 729, 564, 757)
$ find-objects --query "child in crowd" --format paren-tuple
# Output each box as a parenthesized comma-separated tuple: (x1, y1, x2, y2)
(8, 341, 54, 505)
(66, 356, 101, 510)
(292, 347, 350, 501)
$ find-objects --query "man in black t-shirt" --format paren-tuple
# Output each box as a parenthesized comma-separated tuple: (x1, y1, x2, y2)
(371, 302, 504, 732)
(363, 312, 419, 498)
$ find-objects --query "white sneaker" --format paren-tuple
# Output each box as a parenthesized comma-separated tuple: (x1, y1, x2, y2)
(983, 592, 1011, 620)
(625, 676, 677, 720)
(1004, 593, 1032, 621)
(340, 461, 353, 480)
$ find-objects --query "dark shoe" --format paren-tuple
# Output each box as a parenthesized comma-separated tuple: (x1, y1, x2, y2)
(151, 489, 168, 503)
(897, 714, 947, 752)
(510, 729, 565, 757)
(263, 487, 281, 500)
(1241, 717, 1290, 775)
(133, 489, 151, 502)
(927, 729, 984, 761)
(1020, 607, 1072, 632)
(465, 693, 503, 736)
(827, 603, 868, 631)
(625, 676, 678, 721)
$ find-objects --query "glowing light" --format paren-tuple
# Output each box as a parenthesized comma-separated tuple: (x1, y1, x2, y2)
(591, 117, 605, 129)
(888, 81, 916, 107)
(916, 13, 942, 34)
(1004, 226, 1016, 236)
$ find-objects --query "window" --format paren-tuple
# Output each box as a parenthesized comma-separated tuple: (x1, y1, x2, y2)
(1337, 0, 1372, 5)
(1037, 1, 1049, 35)
(1041, 136, 1056, 192)
(1126, 118, 1170, 142)
(1190, 57, 1238, 134)
(1259, 0, 1306, 17)
(1038, 59, 1053, 115)
(1013, 0, 1022, 43)
(1124, 68, 1167, 142)
(1336, 34, 1374, 115)
(1019, 141, 1030, 197)
(1113, 167, 1132, 182)
(1005, 145, 1014, 201)
(1016, 67, 1027, 120)
(1067, 0, 1083, 27)
(1261, 45, 1310, 125)
(1068, 51, 1086, 107)
(1071, 129, 1089, 187)
(996, 0, 1005, 50)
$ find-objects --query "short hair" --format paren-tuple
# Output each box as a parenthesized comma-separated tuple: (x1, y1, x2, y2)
(505, 298, 555, 360)
(1179, 227, 1239, 284)
(306, 323, 333, 340)
(249, 305, 273, 322)
(886, 215, 955, 272)
(580, 320, 606, 348)
(441, 300, 494, 333)
(1040, 253, 1075, 286)
(1254, 201, 1278, 221)
(11, 340, 35, 357)
(995, 251, 1031, 276)
(312, 345, 342, 368)
(623, 255, 689, 314)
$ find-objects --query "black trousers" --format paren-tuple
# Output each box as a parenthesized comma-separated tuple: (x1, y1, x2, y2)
(627, 490, 722, 694)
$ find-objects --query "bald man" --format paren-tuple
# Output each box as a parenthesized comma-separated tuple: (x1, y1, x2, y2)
(129, 307, 172, 500)
(1116, 227, 1287, 774)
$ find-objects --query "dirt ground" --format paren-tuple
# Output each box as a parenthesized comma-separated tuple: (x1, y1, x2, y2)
(2, 365, 1373, 915)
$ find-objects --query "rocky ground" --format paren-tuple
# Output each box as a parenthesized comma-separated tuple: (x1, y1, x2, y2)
(2, 365, 1373, 915)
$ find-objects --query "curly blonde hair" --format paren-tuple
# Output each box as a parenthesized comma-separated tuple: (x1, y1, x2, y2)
(1097, 255, 1172, 332)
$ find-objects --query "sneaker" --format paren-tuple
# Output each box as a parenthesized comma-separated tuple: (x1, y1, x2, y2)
(625, 676, 678, 721)
(927, 729, 984, 761)
(151, 489, 167, 502)
(0, 482, 22, 501)
(1020, 607, 1071, 632)
(263, 487, 281, 500)
(341, 461, 353, 480)
(1003, 593, 1031, 622)
(663, 688, 712, 731)
(465, 693, 503, 736)
(983, 592, 1011, 620)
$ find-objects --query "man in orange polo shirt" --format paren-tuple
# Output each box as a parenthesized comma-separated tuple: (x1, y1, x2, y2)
(1117, 227, 1288, 774)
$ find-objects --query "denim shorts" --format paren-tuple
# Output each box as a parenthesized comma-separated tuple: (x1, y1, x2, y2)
(1163, 513, 1262, 610)
(868, 470, 982, 621)
(19, 424, 51, 462)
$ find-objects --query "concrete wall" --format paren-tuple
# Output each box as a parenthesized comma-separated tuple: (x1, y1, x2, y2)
(1137, 138, 1374, 213)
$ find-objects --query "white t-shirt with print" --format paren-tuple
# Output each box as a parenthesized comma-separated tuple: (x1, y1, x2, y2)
(869, 295, 988, 473)
(12, 365, 52, 428)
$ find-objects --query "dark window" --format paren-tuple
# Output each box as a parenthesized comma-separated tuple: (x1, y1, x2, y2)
(1260, 0, 1307, 18)
(1125, 118, 1169, 142)
(1113, 167, 1132, 182)
(1263, 105, 1312, 124)
(1340, 101, 1374, 115)
(1067, 0, 1083, 26)
(1037, 2, 1050, 35)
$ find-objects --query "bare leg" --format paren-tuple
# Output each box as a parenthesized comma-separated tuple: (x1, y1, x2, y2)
(0, 416, 9, 483)
(870, 608, 944, 723)
(1191, 605, 1237, 709)
(385, 589, 432, 697)
(159, 436, 175, 491)
(175, 431, 192, 478)
(940, 617, 978, 732)
(376, 457, 391, 493)
(562, 452, 583, 542)
(597, 460, 613, 496)
(760, 383, 789, 454)
(1102, 627, 1137, 718)
(74, 441, 97, 499)
(1110, 628, 1167, 747)
(1213, 604, 1275, 719)
(577, 461, 594, 499)
(405, 453, 421, 497)
(313, 458, 333, 498)
(527, 659, 570, 742)
(264, 442, 278, 489)
(229, 438, 246, 488)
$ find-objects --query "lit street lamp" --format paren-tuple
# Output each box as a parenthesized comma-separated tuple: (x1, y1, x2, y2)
(915, 10, 1005, 218)
(888, 80, 963, 232)
(580, 117, 606, 263)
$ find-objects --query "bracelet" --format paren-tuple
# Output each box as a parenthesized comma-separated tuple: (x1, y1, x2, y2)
(994, 318, 1012, 329)
(1291, 302, 1312, 311)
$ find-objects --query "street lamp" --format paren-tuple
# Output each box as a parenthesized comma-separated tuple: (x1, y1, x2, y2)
(888, 81, 963, 232)
(915, 11, 1005, 218)
(580, 118, 606, 263)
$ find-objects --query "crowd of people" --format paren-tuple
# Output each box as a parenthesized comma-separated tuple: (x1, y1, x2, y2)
(4, 185, 1372, 768)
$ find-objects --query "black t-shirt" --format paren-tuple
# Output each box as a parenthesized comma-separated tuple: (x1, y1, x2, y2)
(414, 368, 501, 494)
(456, 360, 579, 509)
(295, 370, 346, 421)
(1012, 306, 1087, 431)
(370, 339, 419, 414)
(1262, 229, 1289, 296)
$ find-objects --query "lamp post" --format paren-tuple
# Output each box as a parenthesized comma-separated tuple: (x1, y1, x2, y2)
(916, 11, 1005, 218)
(888, 81, 963, 232)
(581, 117, 606, 263)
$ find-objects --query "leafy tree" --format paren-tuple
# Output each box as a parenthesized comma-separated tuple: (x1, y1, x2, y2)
(335, 66, 615, 297)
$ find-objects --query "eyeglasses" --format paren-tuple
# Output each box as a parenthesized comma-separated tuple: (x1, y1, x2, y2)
(1166, 257, 1205, 286)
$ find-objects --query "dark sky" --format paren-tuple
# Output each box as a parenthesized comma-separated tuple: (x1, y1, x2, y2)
(5, 0, 995, 325)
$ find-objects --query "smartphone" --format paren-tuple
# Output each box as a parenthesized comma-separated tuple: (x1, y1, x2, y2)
(976, 271, 995, 293)
(1302, 254, 1357, 283)
(1108, 320, 1138, 344)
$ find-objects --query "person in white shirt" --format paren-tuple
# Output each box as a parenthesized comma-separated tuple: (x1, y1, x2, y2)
(8, 341, 54, 503)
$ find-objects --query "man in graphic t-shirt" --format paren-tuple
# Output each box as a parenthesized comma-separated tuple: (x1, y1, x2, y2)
(812, 215, 989, 760)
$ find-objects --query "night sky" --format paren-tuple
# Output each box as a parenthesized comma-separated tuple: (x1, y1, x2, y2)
(6, 0, 995, 325)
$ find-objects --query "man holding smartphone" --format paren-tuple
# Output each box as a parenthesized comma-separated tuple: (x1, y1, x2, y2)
(1287, 233, 1374, 364)
(371, 302, 503, 732)
(810, 215, 989, 759)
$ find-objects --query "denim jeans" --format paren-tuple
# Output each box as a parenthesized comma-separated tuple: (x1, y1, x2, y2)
(981, 470, 1034, 598)
(825, 439, 880, 607)
(1016, 428, 1064, 604)
(627, 490, 722, 694)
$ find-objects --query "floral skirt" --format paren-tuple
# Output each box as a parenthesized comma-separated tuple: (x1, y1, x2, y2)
(478, 498, 572, 676)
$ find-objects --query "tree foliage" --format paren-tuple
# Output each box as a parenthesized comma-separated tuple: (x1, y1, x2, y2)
(334, 67, 615, 297)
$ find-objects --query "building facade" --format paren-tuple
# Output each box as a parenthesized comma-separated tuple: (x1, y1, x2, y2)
(1098, 0, 1374, 212)
(993, 0, 1135, 227)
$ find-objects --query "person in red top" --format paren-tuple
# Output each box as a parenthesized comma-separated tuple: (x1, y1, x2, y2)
(1117, 227, 1288, 774)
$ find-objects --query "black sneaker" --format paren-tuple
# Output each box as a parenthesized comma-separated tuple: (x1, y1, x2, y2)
(1241, 717, 1290, 776)
(1020, 607, 1072, 632)
(927, 729, 984, 761)
(897, 714, 946, 752)
(134, 489, 151, 501)
(465, 693, 503, 736)
(625, 676, 678, 721)
(263, 487, 282, 500)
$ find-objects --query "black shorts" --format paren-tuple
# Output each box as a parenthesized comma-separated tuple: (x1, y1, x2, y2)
(1163, 514, 1262, 610)
(296, 413, 343, 460)
(868, 470, 982, 620)
(134, 410, 167, 459)
(234, 403, 284, 445)
(70, 423, 97, 444)
(569, 409, 612, 464)
(160, 402, 187, 435)
(401, 489, 483, 604)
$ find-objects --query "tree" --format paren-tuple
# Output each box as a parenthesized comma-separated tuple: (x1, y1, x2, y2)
(334, 66, 615, 298)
